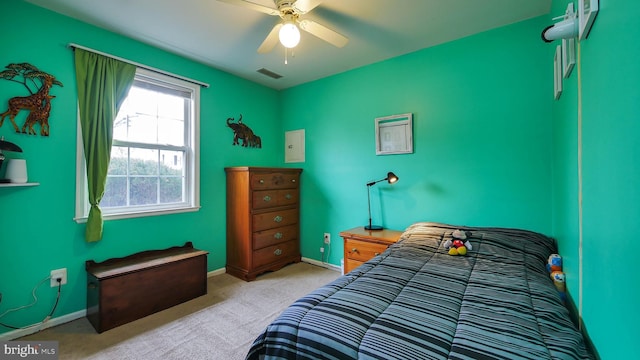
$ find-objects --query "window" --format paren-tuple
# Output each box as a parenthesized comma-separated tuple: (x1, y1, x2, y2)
(75, 68, 200, 221)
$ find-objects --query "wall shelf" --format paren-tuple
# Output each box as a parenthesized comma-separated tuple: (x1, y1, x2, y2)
(0, 182, 39, 188)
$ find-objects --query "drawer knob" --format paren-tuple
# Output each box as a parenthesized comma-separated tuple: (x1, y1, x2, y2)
(352, 248, 358, 253)
(291, 179, 296, 183)
(259, 179, 265, 184)
(274, 232, 283, 239)
(285, 193, 292, 200)
(263, 195, 272, 202)
(274, 249, 282, 256)
(274, 215, 283, 223)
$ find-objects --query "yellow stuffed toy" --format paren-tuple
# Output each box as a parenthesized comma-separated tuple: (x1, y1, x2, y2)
(444, 229, 473, 256)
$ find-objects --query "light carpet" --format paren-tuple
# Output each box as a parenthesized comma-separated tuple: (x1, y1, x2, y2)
(19, 262, 340, 360)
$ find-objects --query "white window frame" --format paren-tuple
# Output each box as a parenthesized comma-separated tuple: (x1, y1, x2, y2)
(74, 68, 200, 223)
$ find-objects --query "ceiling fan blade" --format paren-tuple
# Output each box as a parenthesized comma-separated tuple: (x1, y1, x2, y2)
(298, 19, 348, 48)
(292, 0, 323, 14)
(217, 0, 280, 16)
(257, 23, 283, 53)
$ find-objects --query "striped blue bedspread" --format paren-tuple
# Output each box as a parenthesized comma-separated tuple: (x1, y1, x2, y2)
(247, 222, 594, 360)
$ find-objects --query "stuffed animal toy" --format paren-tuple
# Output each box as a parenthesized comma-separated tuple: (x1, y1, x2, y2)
(444, 229, 473, 256)
(551, 271, 566, 292)
(551, 270, 567, 302)
(547, 254, 567, 303)
(546, 254, 563, 273)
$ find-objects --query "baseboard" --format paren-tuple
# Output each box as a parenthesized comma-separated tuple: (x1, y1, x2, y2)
(301, 257, 341, 272)
(208, 260, 340, 278)
(207, 267, 226, 277)
(0, 309, 86, 341)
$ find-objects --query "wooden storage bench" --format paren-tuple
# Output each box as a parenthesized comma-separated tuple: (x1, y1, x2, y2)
(85, 242, 208, 333)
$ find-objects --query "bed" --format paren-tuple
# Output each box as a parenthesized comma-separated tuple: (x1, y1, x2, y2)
(247, 222, 594, 360)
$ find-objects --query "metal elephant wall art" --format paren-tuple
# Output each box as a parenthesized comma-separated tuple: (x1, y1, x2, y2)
(226, 114, 261, 148)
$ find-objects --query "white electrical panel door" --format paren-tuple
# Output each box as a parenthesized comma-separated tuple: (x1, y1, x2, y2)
(285, 129, 305, 163)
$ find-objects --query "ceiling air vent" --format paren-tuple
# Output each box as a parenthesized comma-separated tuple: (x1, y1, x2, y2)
(257, 68, 282, 79)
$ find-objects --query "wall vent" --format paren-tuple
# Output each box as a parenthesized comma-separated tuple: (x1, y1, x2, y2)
(257, 68, 282, 79)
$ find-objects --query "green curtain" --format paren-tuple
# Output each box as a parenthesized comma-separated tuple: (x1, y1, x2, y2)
(74, 49, 136, 242)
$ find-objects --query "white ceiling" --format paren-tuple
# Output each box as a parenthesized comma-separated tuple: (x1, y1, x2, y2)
(25, 0, 550, 90)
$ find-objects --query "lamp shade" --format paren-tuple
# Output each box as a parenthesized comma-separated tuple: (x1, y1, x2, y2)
(279, 22, 300, 48)
(0, 136, 24, 182)
(5, 159, 28, 183)
(0, 138, 23, 152)
(387, 172, 399, 184)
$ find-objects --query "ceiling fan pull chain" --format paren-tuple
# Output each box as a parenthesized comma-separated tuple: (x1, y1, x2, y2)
(284, 48, 296, 65)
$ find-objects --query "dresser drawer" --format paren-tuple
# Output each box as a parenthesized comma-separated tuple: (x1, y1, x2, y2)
(276, 189, 298, 206)
(345, 258, 365, 273)
(253, 225, 298, 250)
(253, 209, 298, 232)
(251, 172, 299, 190)
(252, 189, 299, 209)
(345, 239, 389, 262)
(253, 240, 298, 269)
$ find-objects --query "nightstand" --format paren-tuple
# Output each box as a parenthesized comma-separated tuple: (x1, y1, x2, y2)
(340, 227, 404, 274)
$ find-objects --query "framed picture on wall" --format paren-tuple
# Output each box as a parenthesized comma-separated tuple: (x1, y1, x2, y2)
(375, 113, 413, 155)
(562, 38, 576, 78)
(554, 45, 563, 100)
(578, 0, 599, 41)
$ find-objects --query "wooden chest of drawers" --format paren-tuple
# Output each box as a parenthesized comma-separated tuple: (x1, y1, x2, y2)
(340, 227, 403, 274)
(225, 167, 302, 281)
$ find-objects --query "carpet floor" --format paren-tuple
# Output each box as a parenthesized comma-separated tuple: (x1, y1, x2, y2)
(19, 262, 340, 360)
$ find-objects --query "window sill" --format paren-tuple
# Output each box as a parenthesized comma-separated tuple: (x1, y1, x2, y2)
(74, 205, 201, 224)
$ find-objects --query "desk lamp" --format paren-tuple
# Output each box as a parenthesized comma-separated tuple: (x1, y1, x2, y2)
(364, 171, 399, 230)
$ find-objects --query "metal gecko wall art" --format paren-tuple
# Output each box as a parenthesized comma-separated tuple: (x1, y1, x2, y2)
(226, 114, 261, 148)
(0, 63, 63, 136)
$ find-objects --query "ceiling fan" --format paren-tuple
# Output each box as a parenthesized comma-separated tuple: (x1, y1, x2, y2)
(218, 0, 349, 53)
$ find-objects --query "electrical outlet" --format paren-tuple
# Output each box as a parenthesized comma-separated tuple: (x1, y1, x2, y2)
(323, 233, 330, 244)
(320, 247, 325, 253)
(50, 268, 67, 287)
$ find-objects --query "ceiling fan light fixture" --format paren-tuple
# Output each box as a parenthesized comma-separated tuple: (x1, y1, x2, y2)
(279, 21, 300, 48)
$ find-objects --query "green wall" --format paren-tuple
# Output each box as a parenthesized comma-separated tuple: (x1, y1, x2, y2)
(550, 0, 582, 316)
(549, 0, 582, 353)
(3, 1, 638, 358)
(0, 1, 280, 332)
(550, 0, 640, 358)
(282, 16, 553, 266)
(582, 1, 640, 355)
